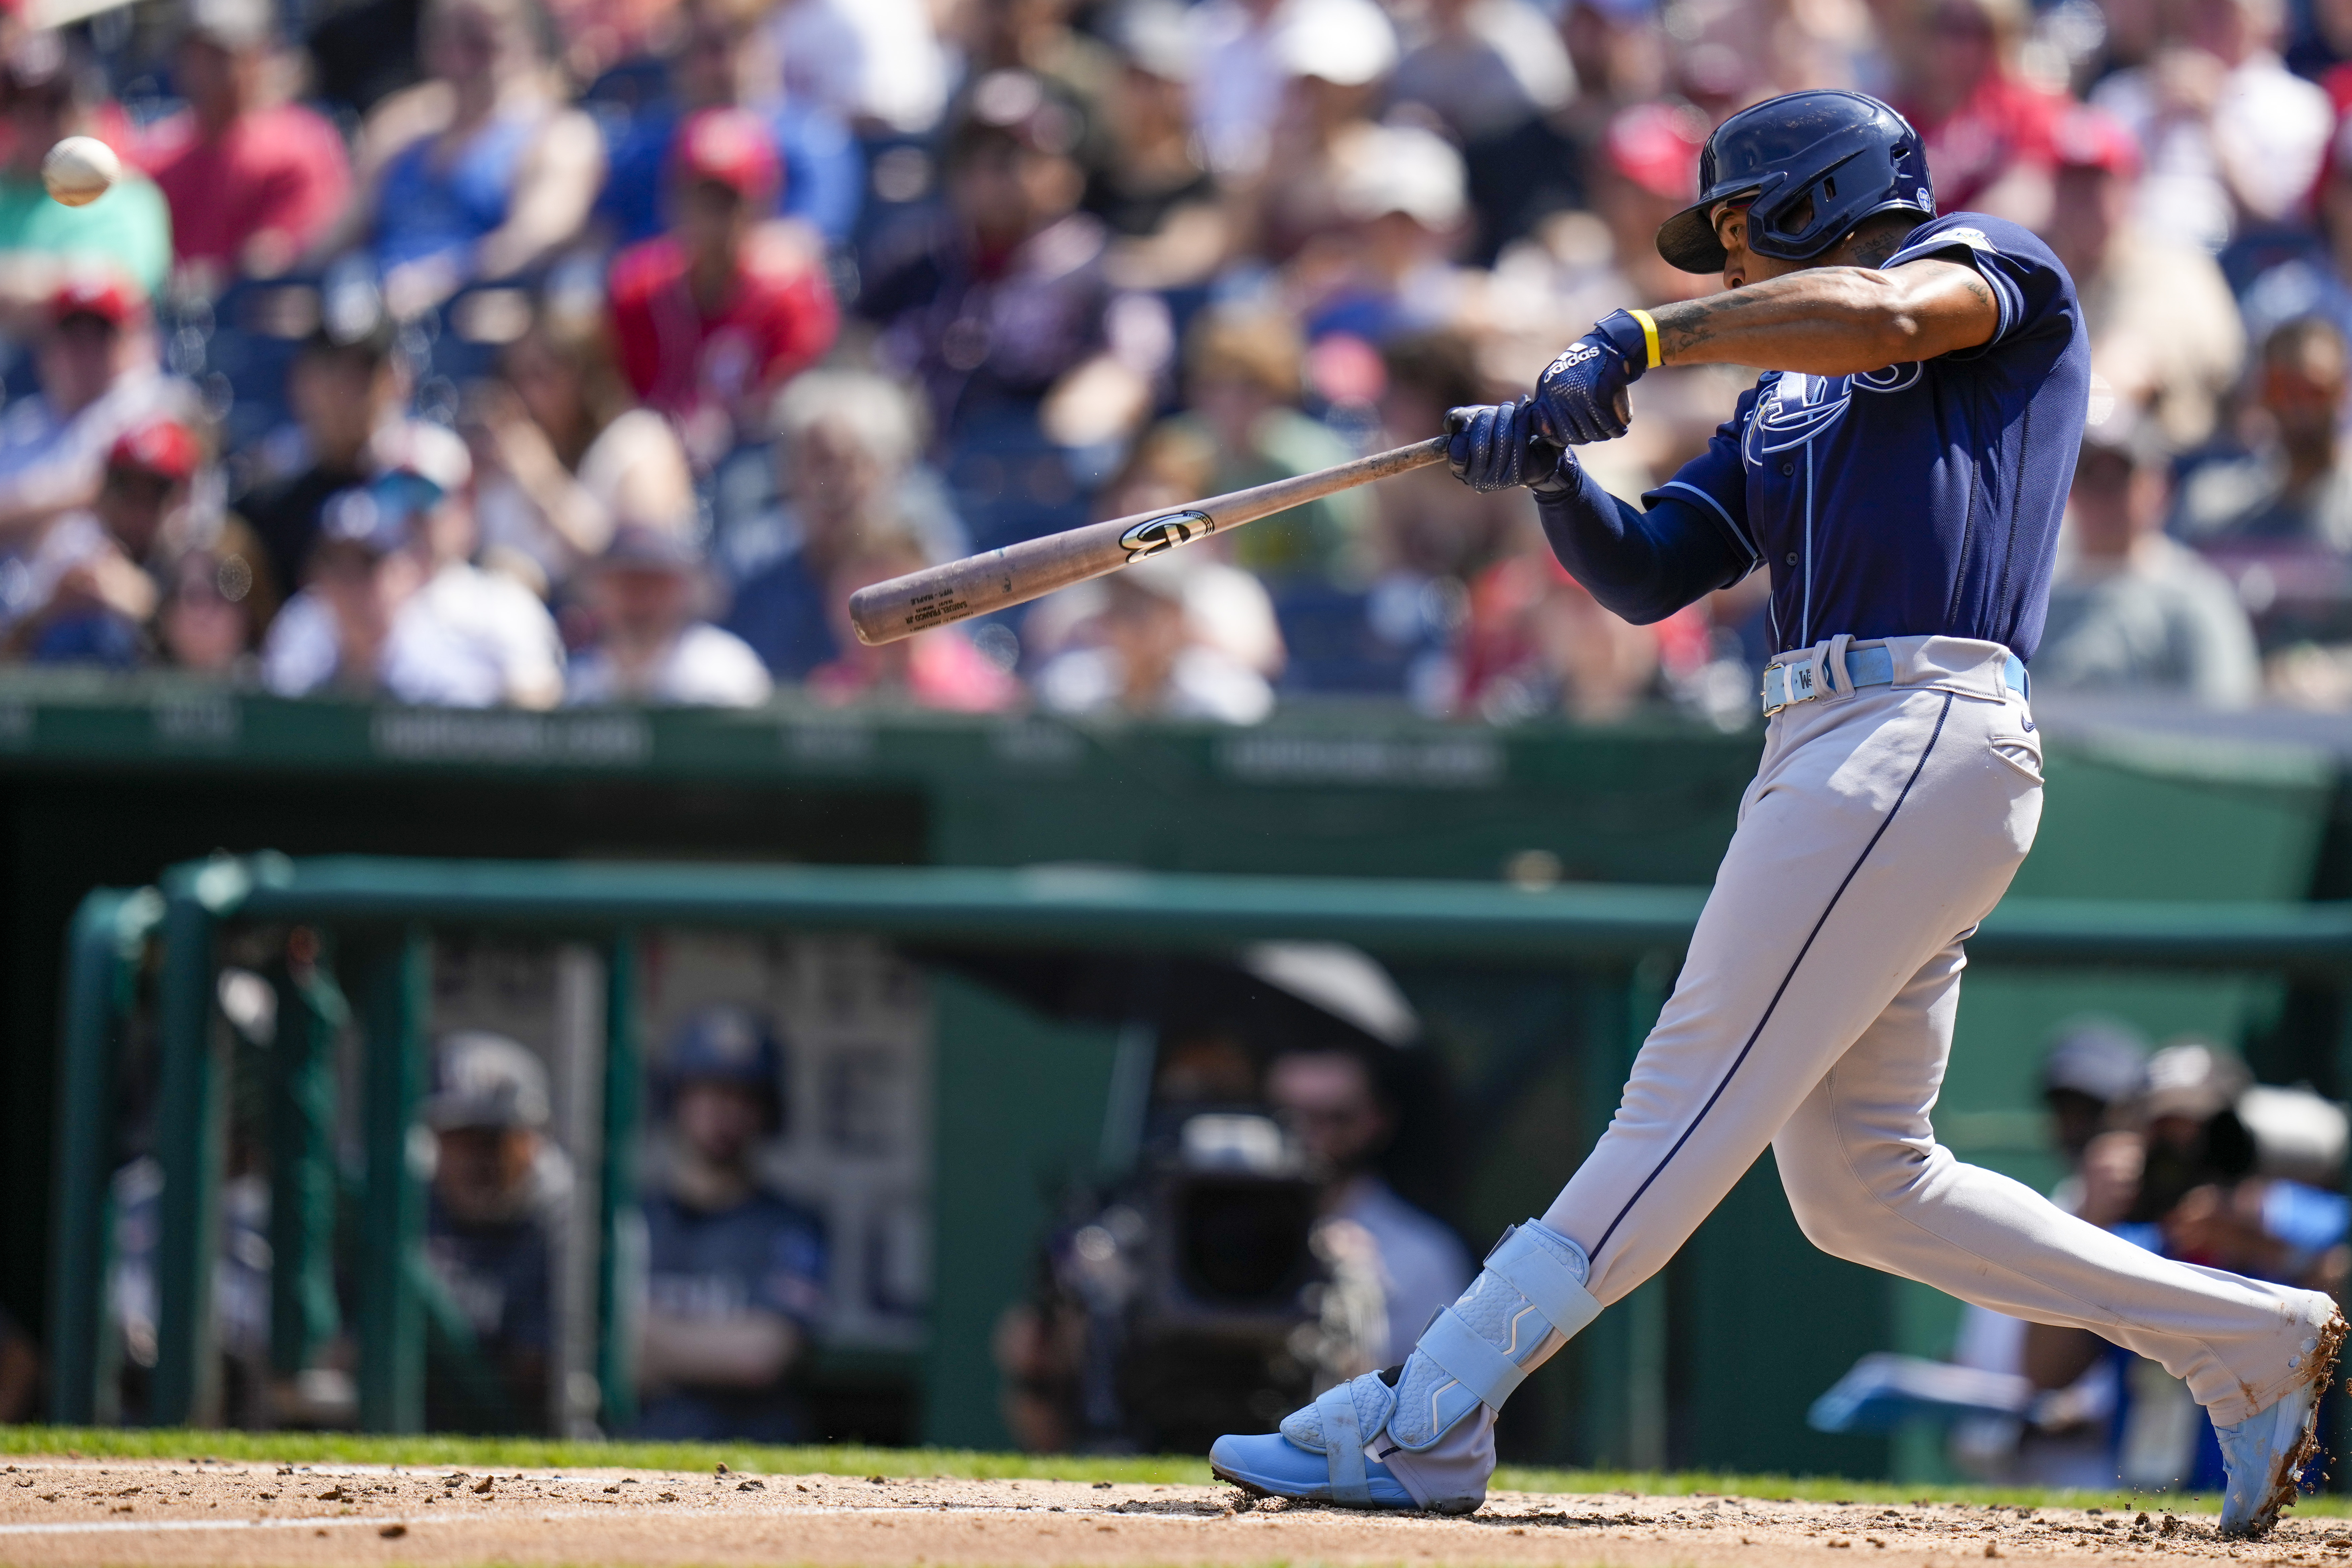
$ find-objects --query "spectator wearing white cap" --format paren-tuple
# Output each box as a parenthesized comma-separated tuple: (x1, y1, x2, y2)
(772, 0, 950, 136)
(1389, 0, 1575, 144)
(565, 525, 771, 707)
(1293, 121, 1470, 343)
(1191, 0, 1395, 182)
(2039, 401, 2259, 706)
(1241, 0, 1400, 265)
(262, 424, 566, 706)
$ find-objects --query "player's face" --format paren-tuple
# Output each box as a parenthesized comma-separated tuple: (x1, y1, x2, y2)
(1713, 205, 1808, 290)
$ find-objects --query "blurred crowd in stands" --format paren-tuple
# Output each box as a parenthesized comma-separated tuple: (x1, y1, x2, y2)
(4, 0, 2352, 718)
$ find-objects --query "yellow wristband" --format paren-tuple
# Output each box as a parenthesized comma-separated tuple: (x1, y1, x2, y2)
(1628, 307, 1661, 371)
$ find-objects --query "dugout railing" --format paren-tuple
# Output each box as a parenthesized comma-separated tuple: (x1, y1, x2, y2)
(44, 852, 2352, 1450)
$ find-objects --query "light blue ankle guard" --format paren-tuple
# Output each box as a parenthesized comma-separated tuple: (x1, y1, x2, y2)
(1281, 1219, 1600, 1456)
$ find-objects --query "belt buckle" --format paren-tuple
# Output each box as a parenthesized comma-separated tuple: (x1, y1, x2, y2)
(1761, 657, 1823, 717)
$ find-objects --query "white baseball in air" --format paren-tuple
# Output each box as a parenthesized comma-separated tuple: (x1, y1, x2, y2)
(42, 137, 119, 208)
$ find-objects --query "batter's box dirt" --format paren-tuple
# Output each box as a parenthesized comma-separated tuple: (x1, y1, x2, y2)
(0, 1458, 2313, 1567)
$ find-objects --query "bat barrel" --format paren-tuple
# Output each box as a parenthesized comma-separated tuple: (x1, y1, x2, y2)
(849, 435, 1448, 646)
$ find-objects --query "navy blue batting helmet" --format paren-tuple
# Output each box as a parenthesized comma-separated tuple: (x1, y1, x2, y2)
(660, 1005, 787, 1133)
(1655, 90, 1934, 274)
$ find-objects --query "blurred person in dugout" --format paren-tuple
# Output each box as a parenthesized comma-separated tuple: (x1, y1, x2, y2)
(722, 369, 963, 679)
(134, 0, 352, 295)
(1945, 1022, 2150, 1486)
(1265, 1046, 1471, 1365)
(309, 0, 604, 320)
(7, 416, 279, 672)
(2091, 0, 2333, 255)
(563, 524, 772, 706)
(260, 425, 565, 705)
(2040, 106, 2243, 459)
(633, 1006, 827, 1442)
(2178, 316, 2352, 550)
(467, 298, 694, 597)
(2035, 399, 2260, 705)
(422, 1032, 571, 1434)
(607, 106, 840, 468)
(0, 271, 192, 632)
(2018, 1043, 2352, 1490)
(0, 33, 171, 307)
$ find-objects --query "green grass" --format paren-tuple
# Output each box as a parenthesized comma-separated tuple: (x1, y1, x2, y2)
(2, 1425, 2334, 1517)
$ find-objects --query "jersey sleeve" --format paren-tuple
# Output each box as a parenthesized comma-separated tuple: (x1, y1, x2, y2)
(1642, 389, 1762, 572)
(1881, 212, 2075, 361)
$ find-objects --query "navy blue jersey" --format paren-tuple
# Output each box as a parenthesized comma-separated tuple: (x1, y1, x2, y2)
(634, 1187, 827, 1442)
(1655, 213, 2089, 659)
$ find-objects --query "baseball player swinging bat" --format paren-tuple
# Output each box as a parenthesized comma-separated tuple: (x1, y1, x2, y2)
(1206, 90, 2345, 1536)
(847, 437, 1453, 646)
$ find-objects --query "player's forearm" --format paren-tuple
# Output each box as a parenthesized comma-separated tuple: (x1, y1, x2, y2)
(637, 1308, 800, 1387)
(1649, 262, 1995, 376)
(1534, 461, 1747, 625)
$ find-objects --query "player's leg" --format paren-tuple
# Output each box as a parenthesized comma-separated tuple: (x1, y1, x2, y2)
(1216, 660, 2034, 1510)
(1773, 939, 2342, 1534)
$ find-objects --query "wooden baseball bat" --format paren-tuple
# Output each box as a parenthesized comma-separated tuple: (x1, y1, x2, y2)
(848, 435, 1451, 646)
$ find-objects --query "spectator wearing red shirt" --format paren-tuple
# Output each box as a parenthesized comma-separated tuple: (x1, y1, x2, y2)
(1894, 0, 2065, 225)
(137, 0, 352, 294)
(608, 106, 839, 466)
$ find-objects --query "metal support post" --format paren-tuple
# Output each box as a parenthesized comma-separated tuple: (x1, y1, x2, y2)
(597, 928, 639, 1431)
(356, 928, 430, 1433)
(151, 878, 228, 1427)
(269, 943, 348, 1376)
(1573, 949, 1675, 1470)
(47, 886, 163, 1424)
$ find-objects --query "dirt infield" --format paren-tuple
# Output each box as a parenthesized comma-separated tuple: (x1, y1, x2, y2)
(0, 1457, 2324, 1566)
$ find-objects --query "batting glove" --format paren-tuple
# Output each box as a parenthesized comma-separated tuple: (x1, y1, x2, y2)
(1532, 308, 1658, 446)
(1444, 400, 1569, 493)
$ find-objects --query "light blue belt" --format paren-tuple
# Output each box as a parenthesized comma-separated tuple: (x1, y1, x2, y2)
(1762, 645, 2027, 716)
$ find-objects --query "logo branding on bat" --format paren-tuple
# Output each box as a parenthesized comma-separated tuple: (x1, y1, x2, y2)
(1119, 509, 1215, 560)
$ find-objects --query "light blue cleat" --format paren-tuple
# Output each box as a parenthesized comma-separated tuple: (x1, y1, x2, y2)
(1208, 1429, 1417, 1510)
(2216, 1309, 2345, 1538)
(1210, 1220, 1602, 1516)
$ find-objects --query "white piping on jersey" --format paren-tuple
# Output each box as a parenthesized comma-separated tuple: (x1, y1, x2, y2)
(1659, 479, 1760, 568)
(1742, 364, 1925, 651)
(1801, 442, 1815, 647)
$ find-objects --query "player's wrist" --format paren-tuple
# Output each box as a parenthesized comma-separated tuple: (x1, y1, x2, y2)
(1592, 308, 1660, 381)
(1527, 439, 1574, 495)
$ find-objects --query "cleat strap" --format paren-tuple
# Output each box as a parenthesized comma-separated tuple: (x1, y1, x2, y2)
(1420, 1306, 1528, 1411)
(1316, 1382, 1369, 1505)
(1488, 1230, 1602, 1345)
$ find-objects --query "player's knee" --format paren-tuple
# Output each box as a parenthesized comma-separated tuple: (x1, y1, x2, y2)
(1774, 1142, 1884, 1260)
